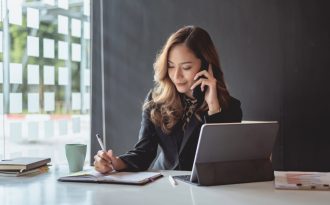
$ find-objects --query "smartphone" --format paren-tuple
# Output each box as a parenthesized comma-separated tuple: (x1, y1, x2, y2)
(192, 57, 209, 105)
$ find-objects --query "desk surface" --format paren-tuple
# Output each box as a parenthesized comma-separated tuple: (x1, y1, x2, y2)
(1, 166, 329, 205)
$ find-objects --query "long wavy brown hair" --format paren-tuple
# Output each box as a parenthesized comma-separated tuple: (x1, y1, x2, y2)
(144, 25, 230, 134)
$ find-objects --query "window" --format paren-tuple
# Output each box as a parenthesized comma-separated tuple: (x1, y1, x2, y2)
(0, 0, 91, 165)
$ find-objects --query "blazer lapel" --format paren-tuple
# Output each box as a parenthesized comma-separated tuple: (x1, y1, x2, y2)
(178, 115, 201, 154)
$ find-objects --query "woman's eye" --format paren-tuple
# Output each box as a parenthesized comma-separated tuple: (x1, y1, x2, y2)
(183, 67, 191, 70)
(168, 65, 174, 69)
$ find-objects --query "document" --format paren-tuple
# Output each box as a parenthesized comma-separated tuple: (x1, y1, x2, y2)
(58, 169, 163, 185)
(274, 171, 330, 190)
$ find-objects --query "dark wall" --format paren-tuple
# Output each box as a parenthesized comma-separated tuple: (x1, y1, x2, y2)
(92, 0, 330, 171)
(280, 0, 330, 171)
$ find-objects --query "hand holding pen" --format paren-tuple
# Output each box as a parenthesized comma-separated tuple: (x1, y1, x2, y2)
(94, 134, 115, 173)
(93, 134, 127, 173)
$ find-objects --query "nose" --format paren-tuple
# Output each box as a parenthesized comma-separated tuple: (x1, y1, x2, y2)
(174, 67, 183, 80)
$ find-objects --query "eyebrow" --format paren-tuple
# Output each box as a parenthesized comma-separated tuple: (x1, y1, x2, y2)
(168, 60, 193, 65)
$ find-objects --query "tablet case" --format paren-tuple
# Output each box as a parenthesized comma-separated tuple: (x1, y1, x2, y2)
(195, 158, 273, 186)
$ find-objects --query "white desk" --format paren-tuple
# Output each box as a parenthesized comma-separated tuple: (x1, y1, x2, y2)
(1, 166, 329, 205)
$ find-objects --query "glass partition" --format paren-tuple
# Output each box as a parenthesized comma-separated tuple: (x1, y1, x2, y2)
(0, 0, 91, 165)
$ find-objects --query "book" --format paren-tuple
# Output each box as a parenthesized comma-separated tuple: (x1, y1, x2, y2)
(0, 157, 51, 171)
(58, 169, 163, 185)
(0, 165, 49, 177)
(274, 171, 330, 190)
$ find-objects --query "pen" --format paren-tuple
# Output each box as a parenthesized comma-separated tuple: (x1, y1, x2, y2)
(95, 134, 114, 171)
(96, 134, 106, 151)
(168, 175, 177, 186)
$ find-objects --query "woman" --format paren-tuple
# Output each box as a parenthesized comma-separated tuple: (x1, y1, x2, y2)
(94, 25, 242, 173)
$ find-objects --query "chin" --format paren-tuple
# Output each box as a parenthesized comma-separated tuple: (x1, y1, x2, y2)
(176, 87, 192, 96)
(175, 87, 188, 93)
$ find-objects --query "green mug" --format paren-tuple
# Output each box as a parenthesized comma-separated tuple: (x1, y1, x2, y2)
(65, 144, 87, 172)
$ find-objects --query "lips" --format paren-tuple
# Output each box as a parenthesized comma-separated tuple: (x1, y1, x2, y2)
(176, 82, 186, 86)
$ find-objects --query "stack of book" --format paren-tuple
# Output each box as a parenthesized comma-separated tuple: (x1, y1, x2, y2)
(0, 157, 51, 177)
(274, 171, 330, 190)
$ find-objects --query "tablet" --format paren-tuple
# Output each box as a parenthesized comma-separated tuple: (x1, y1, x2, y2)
(174, 121, 279, 186)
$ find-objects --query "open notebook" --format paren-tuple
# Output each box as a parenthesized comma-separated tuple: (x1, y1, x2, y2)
(58, 169, 163, 185)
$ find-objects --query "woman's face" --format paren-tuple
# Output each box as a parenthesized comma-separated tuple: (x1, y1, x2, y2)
(167, 43, 201, 98)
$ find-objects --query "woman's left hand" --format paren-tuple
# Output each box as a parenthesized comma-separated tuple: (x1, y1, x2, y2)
(190, 64, 221, 115)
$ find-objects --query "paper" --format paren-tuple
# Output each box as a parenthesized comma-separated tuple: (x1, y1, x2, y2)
(27, 36, 39, 57)
(10, 122, 22, 141)
(84, 0, 90, 16)
(28, 93, 39, 113)
(10, 63, 22, 84)
(59, 120, 68, 135)
(84, 21, 90, 39)
(71, 43, 81, 62)
(58, 67, 68, 85)
(0, 94, 3, 114)
(28, 122, 39, 140)
(8, 0, 22, 25)
(84, 93, 90, 110)
(72, 117, 80, 133)
(274, 171, 330, 190)
(0, 62, 3, 83)
(27, 64, 39, 84)
(58, 41, 68, 60)
(58, 0, 69, 10)
(72, 92, 81, 110)
(10, 93, 22, 113)
(58, 15, 68, 35)
(0, 166, 48, 177)
(27, 7, 39, 29)
(43, 0, 55, 6)
(43, 38, 55, 58)
(71, 18, 81, 38)
(44, 92, 55, 111)
(84, 69, 90, 86)
(44, 120, 54, 138)
(0, 31, 3, 52)
(43, 65, 55, 85)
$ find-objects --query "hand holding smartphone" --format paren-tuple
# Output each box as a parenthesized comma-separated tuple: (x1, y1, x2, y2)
(192, 56, 209, 106)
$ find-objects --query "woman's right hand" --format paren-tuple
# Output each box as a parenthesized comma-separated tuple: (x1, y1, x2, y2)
(93, 150, 127, 173)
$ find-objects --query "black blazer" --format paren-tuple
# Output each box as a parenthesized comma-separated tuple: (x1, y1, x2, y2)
(119, 92, 242, 171)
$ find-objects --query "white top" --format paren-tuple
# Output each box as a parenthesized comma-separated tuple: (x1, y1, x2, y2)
(1, 165, 329, 205)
